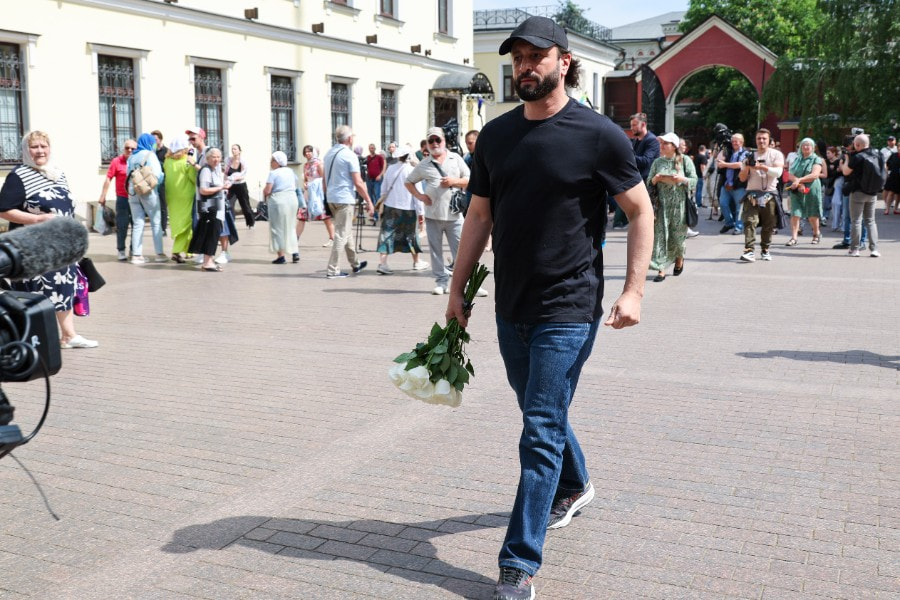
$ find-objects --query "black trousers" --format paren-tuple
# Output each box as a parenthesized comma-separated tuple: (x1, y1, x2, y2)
(228, 183, 254, 228)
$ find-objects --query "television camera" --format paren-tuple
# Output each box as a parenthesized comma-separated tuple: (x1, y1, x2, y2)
(0, 218, 88, 460)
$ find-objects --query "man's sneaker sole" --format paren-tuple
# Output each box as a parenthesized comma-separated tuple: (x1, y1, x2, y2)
(547, 482, 594, 530)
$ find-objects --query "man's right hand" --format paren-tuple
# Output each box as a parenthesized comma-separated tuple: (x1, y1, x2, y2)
(98, 198, 106, 205)
(445, 291, 469, 328)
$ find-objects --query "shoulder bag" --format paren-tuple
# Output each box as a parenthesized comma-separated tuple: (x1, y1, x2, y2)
(431, 159, 465, 214)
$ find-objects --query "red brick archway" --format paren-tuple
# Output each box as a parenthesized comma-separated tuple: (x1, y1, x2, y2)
(639, 16, 780, 142)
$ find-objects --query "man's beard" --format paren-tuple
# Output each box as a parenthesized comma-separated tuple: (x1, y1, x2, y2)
(515, 64, 561, 101)
(429, 146, 445, 158)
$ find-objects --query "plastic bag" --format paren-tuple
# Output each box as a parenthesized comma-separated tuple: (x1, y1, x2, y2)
(93, 205, 108, 235)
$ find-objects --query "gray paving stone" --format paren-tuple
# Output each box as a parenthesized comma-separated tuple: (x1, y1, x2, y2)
(0, 215, 897, 598)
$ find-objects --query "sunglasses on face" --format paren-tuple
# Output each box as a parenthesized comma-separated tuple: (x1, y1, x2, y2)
(427, 137, 443, 144)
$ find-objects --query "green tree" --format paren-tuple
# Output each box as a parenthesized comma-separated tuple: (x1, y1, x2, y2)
(681, 0, 823, 57)
(763, 0, 900, 139)
(676, 0, 825, 139)
(553, 0, 590, 33)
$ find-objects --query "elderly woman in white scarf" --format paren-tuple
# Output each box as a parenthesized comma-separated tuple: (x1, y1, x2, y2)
(0, 131, 98, 348)
(785, 137, 824, 246)
(263, 150, 300, 264)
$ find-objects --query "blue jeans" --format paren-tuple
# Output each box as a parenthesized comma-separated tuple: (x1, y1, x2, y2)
(695, 178, 704, 207)
(496, 316, 599, 576)
(841, 192, 867, 245)
(366, 179, 381, 220)
(129, 191, 164, 257)
(719, 186, 747, 231)
(115, 195, 132, 252)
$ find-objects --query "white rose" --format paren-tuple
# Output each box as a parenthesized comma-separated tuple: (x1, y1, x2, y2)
(388, 362, 409, 387)
(405, 366, 430, 389)
(412, 380, 435, 400)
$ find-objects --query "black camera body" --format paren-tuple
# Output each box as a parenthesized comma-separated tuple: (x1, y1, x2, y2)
(713, 123, 733, 146)
(0, 291, 62, 382)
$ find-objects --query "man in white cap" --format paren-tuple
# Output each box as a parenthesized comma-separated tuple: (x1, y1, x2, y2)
(445, 15, 653, 600)
(404, 126, 472, 295)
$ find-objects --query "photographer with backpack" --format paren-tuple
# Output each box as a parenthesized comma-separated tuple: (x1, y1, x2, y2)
(840, 133, 884, 257)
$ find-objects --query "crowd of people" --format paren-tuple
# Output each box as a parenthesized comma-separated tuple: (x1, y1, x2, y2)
(641, 124, 895, 275)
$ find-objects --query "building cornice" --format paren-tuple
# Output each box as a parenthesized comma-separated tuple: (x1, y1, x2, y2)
(62, 0, 475, 76)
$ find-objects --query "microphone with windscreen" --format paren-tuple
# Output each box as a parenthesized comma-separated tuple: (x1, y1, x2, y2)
(0, 217, 89, 280)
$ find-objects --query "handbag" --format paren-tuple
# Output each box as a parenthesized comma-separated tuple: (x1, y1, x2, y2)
(684, 188, 699, 228)
(430, 160, 465, 214)
(73, 267, 90, 317)
(78, 257, 106, 292)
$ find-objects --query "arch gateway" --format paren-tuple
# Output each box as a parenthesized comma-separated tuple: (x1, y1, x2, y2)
(624, 16, 786, 145)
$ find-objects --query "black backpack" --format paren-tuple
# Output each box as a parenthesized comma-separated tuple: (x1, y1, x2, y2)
(857, 149, 887, 195)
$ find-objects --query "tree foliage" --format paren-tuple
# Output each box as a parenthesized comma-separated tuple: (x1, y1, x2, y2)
(553, 0, 591, 33)
(762, 0, 900, 138)
(681, 0, 823, 58)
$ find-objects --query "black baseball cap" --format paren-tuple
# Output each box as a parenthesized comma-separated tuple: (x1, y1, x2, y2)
(499, 16, 569, 55)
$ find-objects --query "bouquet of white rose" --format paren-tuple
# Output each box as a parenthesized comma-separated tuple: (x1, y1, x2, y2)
(389, 263, 490, 407)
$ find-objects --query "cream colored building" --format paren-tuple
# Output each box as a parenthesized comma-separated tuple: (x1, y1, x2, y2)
(473, 8, 621, 123)
(1, 0, 485, 218)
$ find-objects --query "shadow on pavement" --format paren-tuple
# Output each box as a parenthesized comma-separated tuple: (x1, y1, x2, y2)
(737, 349, 900, 370)
(162, 513, 507, 597)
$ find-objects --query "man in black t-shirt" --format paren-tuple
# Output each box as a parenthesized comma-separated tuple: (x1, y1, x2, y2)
(445, 16, 653, 600)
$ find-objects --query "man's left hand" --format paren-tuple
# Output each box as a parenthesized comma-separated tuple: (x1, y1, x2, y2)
(603, 291, 642, 329)
(439, 176, 453, 188)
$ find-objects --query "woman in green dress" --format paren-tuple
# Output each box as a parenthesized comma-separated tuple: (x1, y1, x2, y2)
(647, 132, 697, 282)
(163, 134, 196, 262)
(785, 137, 824, 246)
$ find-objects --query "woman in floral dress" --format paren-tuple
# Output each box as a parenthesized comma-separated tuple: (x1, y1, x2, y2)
(647, 132, 697, 282)
(0, 131, 98, 348)
(297, 145, 335, 245)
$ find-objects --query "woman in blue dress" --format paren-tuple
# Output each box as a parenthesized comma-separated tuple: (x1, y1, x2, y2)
(0, 131, 98, 348)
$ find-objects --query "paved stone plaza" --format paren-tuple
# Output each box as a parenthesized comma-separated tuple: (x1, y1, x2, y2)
(0, 208, 897, 599)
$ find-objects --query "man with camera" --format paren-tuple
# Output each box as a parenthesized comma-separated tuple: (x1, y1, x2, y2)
(833, 132, 869, 250)
(840, 133, 882, 257)
(716, 133, 749, 235)
(737, 129, 784, 262)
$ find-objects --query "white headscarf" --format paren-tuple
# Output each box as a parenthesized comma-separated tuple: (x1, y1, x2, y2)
(272, 151, 288, 168)
(21, 132, 63, 182)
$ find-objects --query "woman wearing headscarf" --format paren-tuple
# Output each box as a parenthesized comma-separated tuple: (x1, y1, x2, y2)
(375, 145, 429, 274)
(785, 138, 824, 246)
(188, 148, 230, 271)
(163, 134, 196, 263)
(647, 132, 697, 282)
(126, 132, 165, 264)
(263, 151, 299, 264)
(0, 131, 98, 348)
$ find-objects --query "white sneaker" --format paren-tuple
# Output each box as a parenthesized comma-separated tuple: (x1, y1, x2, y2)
(376, 263, 393, 275)
(214, 252, 230, 264)
(870, 249, 881, 257)
(740, 250, 755, 262)
(154, 254, 169, 263)
(432, 286, 445, 295)
(60, 335, 99, 349)
(117, 250, 127, 261)
(475, 287, 489, 297)
(413, 261, 430, 271)
(322, 239, 333, 247)
(687, 228, 700, 238)
(760, 251, 772, 261)
(849, 248, 860, 257)
(131, 255, 147, 265)
(193, 254, 205, 264)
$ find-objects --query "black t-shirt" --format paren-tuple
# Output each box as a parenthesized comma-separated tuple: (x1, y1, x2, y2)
(469, 99, 642, 323)
(693, 152, 708, 176)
